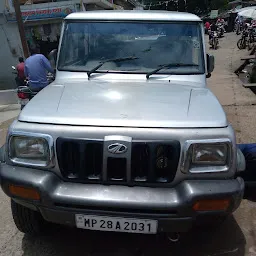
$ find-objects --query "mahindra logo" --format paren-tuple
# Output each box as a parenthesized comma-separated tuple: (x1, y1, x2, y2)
(108, 143, 128, 154)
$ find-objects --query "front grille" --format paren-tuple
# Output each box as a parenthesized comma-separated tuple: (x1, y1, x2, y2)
(56, 138, 103, 182)
(131, 142, 180, 184)
(57, 138, 180, 186)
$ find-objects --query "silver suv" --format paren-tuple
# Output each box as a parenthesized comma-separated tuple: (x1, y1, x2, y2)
(0, 11, 244, 236)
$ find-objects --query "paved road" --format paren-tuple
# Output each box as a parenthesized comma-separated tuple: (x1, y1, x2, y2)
(0, 104, 20, 125)
(0, 33, 256, 256)
(0, 90, 18, 105)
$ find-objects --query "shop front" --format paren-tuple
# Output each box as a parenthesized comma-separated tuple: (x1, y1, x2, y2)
(24, 20, 62, 58)
(4, 3, 77, 57)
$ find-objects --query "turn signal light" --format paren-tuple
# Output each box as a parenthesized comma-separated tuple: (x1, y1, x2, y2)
(193, 199, 230, 212)
(8, 185, 40, 200)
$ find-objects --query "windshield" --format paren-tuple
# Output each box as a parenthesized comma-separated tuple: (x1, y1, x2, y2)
(58, 22, 205, 75)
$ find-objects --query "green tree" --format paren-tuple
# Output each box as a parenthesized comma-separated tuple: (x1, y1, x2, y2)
(210, 0, 228, 10)
(142, 0, 209, 14)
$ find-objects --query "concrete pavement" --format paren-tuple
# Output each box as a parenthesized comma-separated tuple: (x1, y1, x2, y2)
(0, 104, 20, 124)
(0, 33, 255, 256)
(0, 104, 20, 148)
(208, 32, 256, 144)
(0, 90, 18, 105)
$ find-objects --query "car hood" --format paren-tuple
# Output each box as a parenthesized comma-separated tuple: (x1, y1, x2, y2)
(19, 81, 227, 128)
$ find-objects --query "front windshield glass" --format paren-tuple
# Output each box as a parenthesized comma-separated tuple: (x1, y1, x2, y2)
(58, 22, 205, 75)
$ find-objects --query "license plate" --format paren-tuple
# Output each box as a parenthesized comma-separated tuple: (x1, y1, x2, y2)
(75, 215, 158, 234)
(19, 99, 29, 105)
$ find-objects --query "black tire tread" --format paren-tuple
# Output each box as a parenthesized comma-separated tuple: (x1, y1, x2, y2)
(11, 200, 44, 235)
(237, 39, 245, 50)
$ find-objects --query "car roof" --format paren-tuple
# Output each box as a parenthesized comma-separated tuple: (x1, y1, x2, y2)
(65, 10, 201, 22)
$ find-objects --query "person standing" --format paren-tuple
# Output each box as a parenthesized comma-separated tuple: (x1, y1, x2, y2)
(15, 57, 25, 87)
(24, 46, 54, 92)
(205, 21, 211, 34)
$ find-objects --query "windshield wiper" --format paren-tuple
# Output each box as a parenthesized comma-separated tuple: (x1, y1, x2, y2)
(146, 63, 199, 79)
(87, 56, 139, 78)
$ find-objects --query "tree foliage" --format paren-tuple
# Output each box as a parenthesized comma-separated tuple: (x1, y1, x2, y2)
(142, 0, 229, 15)
(210, 0, 228, 10)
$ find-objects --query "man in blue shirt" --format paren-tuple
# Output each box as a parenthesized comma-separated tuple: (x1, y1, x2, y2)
(24, 46, 54, 91)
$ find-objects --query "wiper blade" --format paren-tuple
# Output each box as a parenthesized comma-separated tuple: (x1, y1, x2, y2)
(146, 63, 199, 79)
(87, 56, 139, 78)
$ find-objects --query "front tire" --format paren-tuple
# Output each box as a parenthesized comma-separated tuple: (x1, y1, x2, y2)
(213, 38, 218, 50)
(11, 200, 46, 236)
(248, 38, 253, 50)
(237, 38, 245, 49)
(248, 41, 252, 51)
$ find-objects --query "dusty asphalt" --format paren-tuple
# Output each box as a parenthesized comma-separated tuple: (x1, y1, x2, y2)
(0, 33, 256, 256)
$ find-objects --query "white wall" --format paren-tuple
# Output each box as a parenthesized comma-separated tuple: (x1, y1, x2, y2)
(0, 1, 23, 90)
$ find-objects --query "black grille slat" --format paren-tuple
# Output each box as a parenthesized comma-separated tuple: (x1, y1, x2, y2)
(79, 143, 86, 180)
(59, 141, 80, 179)
(107, 157, 127, 181)
(85, 143, 103, 180)
(131, 144, 150, 182)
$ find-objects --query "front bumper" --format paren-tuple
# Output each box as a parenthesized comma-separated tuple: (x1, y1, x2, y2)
(0, 164, 244, 233)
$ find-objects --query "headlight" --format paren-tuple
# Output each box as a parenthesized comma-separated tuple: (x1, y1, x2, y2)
(192, 144, 228, 165)
(9, 135, 52, 167)
(181, 140, 232, 174)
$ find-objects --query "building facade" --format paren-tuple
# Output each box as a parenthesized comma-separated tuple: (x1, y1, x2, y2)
(0, 1, 23, 89)
(1, 0, 138, 89)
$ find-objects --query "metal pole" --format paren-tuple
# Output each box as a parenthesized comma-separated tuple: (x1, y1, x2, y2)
(13, 0, 29, 58)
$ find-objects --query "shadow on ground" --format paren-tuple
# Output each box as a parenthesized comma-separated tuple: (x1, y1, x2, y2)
(21, 215, 246, 256)
(244, 187, 256, 202)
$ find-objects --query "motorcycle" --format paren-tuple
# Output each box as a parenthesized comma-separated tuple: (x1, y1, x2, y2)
(12, 66, 55, 110)
(217, 24, 225, 38)
(237, 30, 249, 50)
(247, 27, 255, 51)
(11, 66, 29, 110)
(17, 86, 38, 110)
(209, 31, 219, 50)
(235, 22, 242, 35)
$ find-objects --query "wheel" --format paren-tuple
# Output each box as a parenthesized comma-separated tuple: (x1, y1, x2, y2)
(11, 200, 46, 236)
(237, 38, 245, 49)
(248, 40, 252, 50)
(213, 38, 217, 50)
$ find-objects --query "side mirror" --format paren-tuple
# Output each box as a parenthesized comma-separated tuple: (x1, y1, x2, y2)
(48, 49, 58, 69)
(206, 54, 215, 78)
